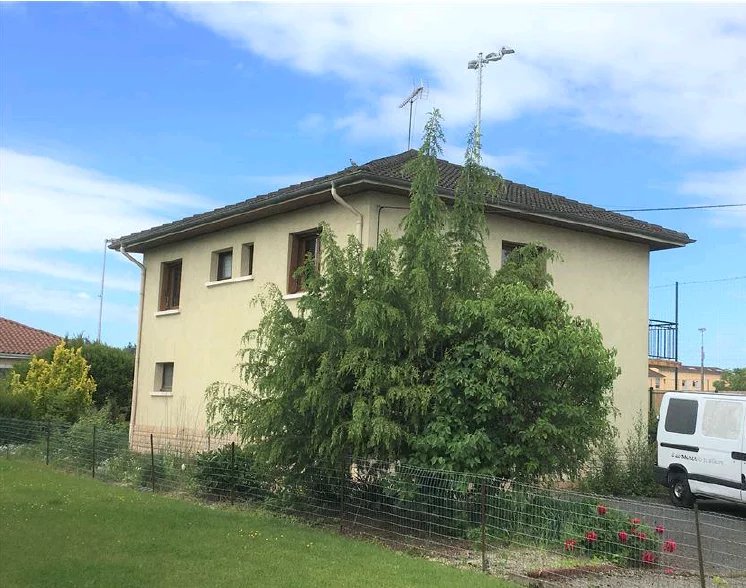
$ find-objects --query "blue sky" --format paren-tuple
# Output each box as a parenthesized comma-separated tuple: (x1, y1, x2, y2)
(1, 3, 744, 368)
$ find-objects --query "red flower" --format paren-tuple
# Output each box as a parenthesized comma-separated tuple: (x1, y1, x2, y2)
(617, 530, 628, 543)
(641, 550, 656, 565)
(655, 524, 665, 534)
(597, 504, 608, 516)
(635, 531, 648, 541)
(585, 531, 598, 543)
(564, 539, 577, 551)
(630, 517, 641, 527)
(663, 539, 677, 553)
(664, 568, 674, 575)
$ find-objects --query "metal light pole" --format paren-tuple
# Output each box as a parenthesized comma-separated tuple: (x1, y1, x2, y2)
(698, 328, 706, 391)
(467, 47, 515, 148)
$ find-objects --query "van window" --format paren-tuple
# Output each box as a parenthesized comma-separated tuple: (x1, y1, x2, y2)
(664, 398, 698, 434)
(702, 400, 743, 440)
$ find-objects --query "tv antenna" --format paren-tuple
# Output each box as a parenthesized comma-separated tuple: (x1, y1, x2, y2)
(398, 83, 426, 150)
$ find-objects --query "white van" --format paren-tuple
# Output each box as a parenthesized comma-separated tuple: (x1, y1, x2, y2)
(656, 391, 745, 507)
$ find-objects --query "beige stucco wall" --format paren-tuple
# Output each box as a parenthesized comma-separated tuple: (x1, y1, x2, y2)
(133, 190, 650, 444)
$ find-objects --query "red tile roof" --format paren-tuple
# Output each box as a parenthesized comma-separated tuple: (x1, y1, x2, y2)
(0, 317, 61, 356)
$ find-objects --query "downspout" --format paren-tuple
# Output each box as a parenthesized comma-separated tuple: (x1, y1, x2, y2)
(119, 246, 145, 445)
(331, 182, 363, 243)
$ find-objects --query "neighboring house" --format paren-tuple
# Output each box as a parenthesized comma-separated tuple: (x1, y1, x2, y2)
(648, 358, 725, 392)
(110, 150, 693, 447)
(0, 317, 61, 375)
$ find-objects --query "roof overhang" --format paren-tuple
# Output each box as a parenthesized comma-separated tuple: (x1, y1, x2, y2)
(110, 173, 693, 253)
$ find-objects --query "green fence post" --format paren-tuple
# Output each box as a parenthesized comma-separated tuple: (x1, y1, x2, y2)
(481, 481, 487, 572)
(150, 434, 156, 493)
(230, 441, 235, 506)
(45, 422, 51, 466)
(92, 425, 97, 478)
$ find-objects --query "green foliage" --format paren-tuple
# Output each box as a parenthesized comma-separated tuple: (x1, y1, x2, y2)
(6, 336, 135, 421)
(580, 414, 662, 497)
(0, 387, 35, 421)
(714, 367, 746, 391)
(9, 342, 95, 423)
(206, 112, 618, 481)
(193, 445, 266, 501)
(55, 409, 129, 470)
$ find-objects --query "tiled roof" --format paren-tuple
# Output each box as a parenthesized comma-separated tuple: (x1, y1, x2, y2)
(112, 150, 692, 251)
(364, 151, 692, 245)
(0, 317, 61, 356)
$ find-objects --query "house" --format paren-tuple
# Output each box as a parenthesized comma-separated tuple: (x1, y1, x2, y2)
(0, 317, 61, 375)
(648, 358, 725, 393)
(109, 150, 693, 447)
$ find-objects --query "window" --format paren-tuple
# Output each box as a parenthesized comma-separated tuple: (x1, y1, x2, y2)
(703, 400, 742, 440)
(155, 362, 174, 393)
(501, 241, 526, 265)
(664, 398, 698, 435)
(288, 229, 321, 294)
(241, 243, 254, 277)
(681, 380, 687, 388)
(655, 377, 661, 389)
(217, 250, 232, 281)
(159, 260, 182, 310)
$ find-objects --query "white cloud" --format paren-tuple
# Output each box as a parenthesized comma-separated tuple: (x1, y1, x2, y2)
(0, 281, 137, 325)
(0, 148, 210, 290)
(172, 4, 746, 153)
(679, 167, 746, 232)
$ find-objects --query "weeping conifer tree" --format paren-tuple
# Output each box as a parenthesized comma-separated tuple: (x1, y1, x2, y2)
(206, 110, 618, 480)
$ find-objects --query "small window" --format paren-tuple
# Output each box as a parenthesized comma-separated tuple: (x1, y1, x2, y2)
(241, 243, 254, 277)
(210, 249, 233, 282)
(655, 378, 661, 389)
(159, 260, 182, 310)
(703, 400, 742, 440)
(501, 241, 526, 266)
(288, 229, 321, 294)
(155, 362, 174, 392)
(664, 398, 698, 435)
(681, 380, 687, 388)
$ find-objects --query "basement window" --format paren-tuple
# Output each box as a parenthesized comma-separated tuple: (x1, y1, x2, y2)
(155, 362, 174, 394)
(288, 229, 321, 294)
(159, 260, 182, 311)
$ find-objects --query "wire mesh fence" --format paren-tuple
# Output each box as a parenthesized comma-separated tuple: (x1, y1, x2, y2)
(2, 416, 744, 587)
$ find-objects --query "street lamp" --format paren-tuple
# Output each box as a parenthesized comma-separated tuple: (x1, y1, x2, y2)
(467, 47, 515, 148)
(698, 327, 706, 391)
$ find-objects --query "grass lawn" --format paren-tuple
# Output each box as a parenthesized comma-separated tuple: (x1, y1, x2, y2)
(0, 460, 514, 587)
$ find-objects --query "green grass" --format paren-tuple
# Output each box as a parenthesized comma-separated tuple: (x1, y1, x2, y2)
(0, 460, 514, 587)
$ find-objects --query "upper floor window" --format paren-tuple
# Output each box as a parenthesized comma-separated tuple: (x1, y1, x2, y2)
(288, 229, 321, 294)
(211, 249, 233, 281)
(241, 243, 254, 277)
(159, 260, 182, 311)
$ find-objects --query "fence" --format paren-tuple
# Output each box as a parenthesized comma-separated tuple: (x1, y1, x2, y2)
(1, 416, 745, 587)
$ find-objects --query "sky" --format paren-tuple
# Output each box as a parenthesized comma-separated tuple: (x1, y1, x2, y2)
(0, 2, 744, 369)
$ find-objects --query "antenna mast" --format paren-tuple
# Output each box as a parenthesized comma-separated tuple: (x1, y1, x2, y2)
(398, 85, 424, 150)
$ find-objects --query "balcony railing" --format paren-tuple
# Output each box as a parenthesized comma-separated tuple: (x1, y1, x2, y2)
(648, 319, 677, 360)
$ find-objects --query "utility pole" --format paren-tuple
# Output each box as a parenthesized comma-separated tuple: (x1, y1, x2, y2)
(467, 47, 515, 148)
(699, 327, 706, 391)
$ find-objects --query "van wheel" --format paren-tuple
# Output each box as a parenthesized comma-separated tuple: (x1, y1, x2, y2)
(669, 475, 694, 508)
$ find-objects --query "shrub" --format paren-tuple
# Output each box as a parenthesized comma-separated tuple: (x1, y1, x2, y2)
(193, 445, 265, 502)
(579, 414, 662, 497)
(55, 410, 128, 471)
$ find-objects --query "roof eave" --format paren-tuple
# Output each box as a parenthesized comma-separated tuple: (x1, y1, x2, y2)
(110, 172, 692, 253)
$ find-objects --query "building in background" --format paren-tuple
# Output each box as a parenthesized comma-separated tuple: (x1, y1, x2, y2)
(648, 358, 725, 393)
(0, 317, 61, 375)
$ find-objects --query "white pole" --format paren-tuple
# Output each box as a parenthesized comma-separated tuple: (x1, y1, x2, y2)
(97, 239, 109, 343)
(476, 52, 483, 148)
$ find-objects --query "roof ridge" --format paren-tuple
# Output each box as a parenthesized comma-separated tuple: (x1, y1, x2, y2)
(0, 317, 60, 340)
